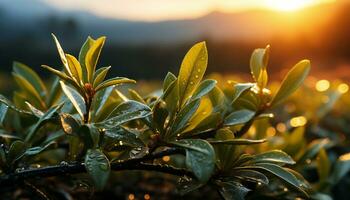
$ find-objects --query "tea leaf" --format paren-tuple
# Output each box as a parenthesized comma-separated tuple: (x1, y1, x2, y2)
(270, 60, 311, 107)
(224, 109, 255, 126)
(85, 37, 106, 82)
(171, 139, 215, 182)
(178, 42, 207, 106)
(85, 149, 110, 190)
(60, 81, 86, 120)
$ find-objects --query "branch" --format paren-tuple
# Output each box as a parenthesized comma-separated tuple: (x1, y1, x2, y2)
(0, 148, 191, 187)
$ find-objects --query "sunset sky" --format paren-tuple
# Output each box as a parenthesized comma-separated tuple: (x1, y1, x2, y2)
(41, 0, 336, 21)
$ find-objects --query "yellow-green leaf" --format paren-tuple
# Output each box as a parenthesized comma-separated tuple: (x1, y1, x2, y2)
(95, 77, 136, 92)
(93, 66, 111, 88)
(79, 36, 95, 83)
(85, 36, 106, 82)
(51, 34, 73, 77)
(66, 54, 83, 85)
(317, 148, 330, 182)
(178, 42, 208, 107)
(12, 73, 45, 109)
(250, 45, 270, 85)
(41, 65, 82, 94)
(270, 60, 311, 107)
(13, 62, 47, 97)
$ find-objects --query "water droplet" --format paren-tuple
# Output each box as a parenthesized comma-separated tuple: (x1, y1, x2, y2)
(32, 164, 41, 168)
(197, 69, 201, 73)
(190, 82, 194, 85)
(60, 161, 69, 166)
(195, 75, 199, 79)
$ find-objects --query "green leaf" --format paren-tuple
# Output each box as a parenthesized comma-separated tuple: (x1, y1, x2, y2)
(217, 181, 251, 200)
(95, 77, 136, 92)
(231, 83, 255, 104)
(47, 77, 62, 107)
(41, 65, 77, 88)
(171, 139, 215, 182)
(245, 163, 308, 197)
(0, 95, 32, 115)
(85, 36, 106, 82)
(330, 153, 350, 184)
(25, 103, 63, 142)
(12, 73, 45, 109)
(93, 66, 111, 88)
(13, 62, 47, 97)
(177, 177, 204, 195)
(128, 89, 146, 104)
(169, 98, 201, 137)
(190, 79, 217, 100)
(178, 42, 208, 106)
(208, 86, 228, 113)
(85, 149, 110, 190)
(104, 127, 143, 147)
(7, 140, 26, 165)
(77, 125, 98, 150)
(0, 103, 9, 126)
(163, 72, 176, 92)
(25, 142, 56, 156)
(60, 81, 86, 120)
(270, 60, 311, 106)
(310, 193, 332, 200)
(93, 86, 115, 120)
(317, 148, 330, 182)
(79, 36, 95, 82)
(253, 150, 295, 165)
(96, 100, 151, 129)
(297, 139, 330, 164)
(233, 169, 269, 185)
(185, 112, 221, 136)
(152, 100, 169, 133)
(25, 102, 44, 117)
(209, 138, 266, 145)
(224, 109, 255, 126)
(163, 79, 179, 115)
(213, 128, 239, 171)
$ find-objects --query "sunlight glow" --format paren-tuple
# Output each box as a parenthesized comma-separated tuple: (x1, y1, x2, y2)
(265, 0, 320, 11)
(42, 0, 337, 21)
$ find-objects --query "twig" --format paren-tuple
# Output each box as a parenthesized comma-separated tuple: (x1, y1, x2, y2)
(0, 148, 191, 187)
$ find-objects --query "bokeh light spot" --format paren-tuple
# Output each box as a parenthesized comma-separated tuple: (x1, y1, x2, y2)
(290, 116, 307, 127)
(337, 83, 349, 94)
(315, 80, 330, 92)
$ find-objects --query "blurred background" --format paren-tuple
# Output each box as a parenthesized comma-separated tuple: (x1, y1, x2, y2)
(0, 0, 349, 93)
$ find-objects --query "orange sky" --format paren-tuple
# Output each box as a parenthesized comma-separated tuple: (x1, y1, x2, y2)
(41, 0, 336, 21)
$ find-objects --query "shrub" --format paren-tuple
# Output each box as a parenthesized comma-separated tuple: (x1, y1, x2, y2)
(0, 35, 316, 199)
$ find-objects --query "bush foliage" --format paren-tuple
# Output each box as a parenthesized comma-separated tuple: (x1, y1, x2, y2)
(0, 34, 349, 200)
